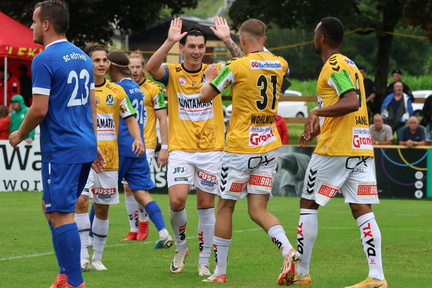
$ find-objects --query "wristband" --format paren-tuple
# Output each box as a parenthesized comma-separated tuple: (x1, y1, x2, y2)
(161, 145, 168, 150)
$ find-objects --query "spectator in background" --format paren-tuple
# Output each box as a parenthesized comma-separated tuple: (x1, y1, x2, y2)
(9, 94, 34, 143)
(358, 66, 376, 121)
(421, 94, 432, 145)
(369, 113, 393, 145)
(398, 116, 426, 147)
(381, 81, 413, 139)
(385, 69, 413, 100)
(276, 114, 289, 144)
(18, 65, 33, 107)
(0, 105, 10, 140)
(0, 66, 21, 106)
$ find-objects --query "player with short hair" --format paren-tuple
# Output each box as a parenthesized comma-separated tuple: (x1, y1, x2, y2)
(146, 16, 244, 276)
(199, 18, 300, 285)
(9, 1, 103, 287)
(107, 50, 173, 249)
(297, 17, 387, 288)
(75, 44, 144, 272)
(121, 51, 169, 241)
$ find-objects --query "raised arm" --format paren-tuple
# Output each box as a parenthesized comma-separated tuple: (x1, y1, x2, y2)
(211, 16, 244, 58)
(146, 17, 188, 80)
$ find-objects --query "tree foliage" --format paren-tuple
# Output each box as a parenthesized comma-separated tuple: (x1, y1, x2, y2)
(228, 0, 432, 105)
(0, 0, 198, 46)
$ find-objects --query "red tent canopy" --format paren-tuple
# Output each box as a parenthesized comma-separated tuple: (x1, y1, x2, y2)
(0, 11, 43, 105)
(0, 11, 43, 60)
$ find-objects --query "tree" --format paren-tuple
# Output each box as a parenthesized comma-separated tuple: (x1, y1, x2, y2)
(0, 0, 198, 47)
(228, 0, 432, 106)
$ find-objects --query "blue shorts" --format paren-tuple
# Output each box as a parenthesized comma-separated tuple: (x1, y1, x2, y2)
(42, 162, 92, 213)
(119, 156, 155, 191)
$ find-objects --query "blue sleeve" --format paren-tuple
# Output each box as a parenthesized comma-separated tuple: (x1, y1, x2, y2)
(31, 53, 52, 94)
(154, 64, 169, 86)
(407, 99, 414, 116)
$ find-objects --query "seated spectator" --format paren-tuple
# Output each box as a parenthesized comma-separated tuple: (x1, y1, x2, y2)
(275, 114, 289, 144)
(398, 116, 426, 147)
(9, 94, 35, 143)
(381, 81, 413, 139)
(0, 105, 10, 140)
(370, 113, 393, 145)
(385, 69, 413, 100)
(421, 94, 432, 145)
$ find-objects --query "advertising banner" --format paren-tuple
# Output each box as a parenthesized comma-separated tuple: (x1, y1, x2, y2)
(0, 140, 429, 199)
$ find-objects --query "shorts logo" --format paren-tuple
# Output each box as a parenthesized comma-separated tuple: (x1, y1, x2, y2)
(357, 184, 378, 196)
(317, 183, 339, 198)
(229, 180, 247, 193)
(173, 166, 187, 174)
(92, 187, 116, 195)
(249, 174, 273, 188)
(174, 177, 188, 182)
(197, 170, 217, 187)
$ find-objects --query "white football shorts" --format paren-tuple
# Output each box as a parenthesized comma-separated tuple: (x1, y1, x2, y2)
(167, 150, 221, 194)
(301, 153, 379, 206)
(219, 149, 278, 201)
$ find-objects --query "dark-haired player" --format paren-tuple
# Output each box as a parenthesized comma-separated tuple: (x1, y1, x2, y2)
(9, 1, 103, 287)
(297, 17, 387, 288)
(146, 16, 243, 275)
(75, 44, 143, 272)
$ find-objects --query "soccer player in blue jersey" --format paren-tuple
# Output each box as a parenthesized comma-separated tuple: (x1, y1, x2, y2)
(107, 50, 173, 249)
(8, 1, 103, 288)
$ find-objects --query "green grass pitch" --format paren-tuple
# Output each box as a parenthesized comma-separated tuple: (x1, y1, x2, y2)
(0, 192, 431, 287)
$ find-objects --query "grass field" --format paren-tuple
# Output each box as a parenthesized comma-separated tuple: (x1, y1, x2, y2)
(1, 192, 431, 288)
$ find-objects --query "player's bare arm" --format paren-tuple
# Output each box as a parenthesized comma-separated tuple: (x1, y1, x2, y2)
(146, 17, 188, 80)
(155, 109, 168, 168)
(9, 94, 48, 148)
(124, 116, 145, 156)
(200, 64, 220, 103)
(92, 147, 106, 173)
(211, 16, 244, 58)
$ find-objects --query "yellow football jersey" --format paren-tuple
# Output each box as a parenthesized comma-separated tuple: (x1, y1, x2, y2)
(314, 53, 373, 157)
(162, 63, 224, 152)
(139, 79, 166, 149)
(95, 79, 135, 170)
(210, 52, 287, 154)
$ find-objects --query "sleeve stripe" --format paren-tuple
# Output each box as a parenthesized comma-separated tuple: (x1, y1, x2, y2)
(32, 87, 50, 95)
(209, 83, 221, 93)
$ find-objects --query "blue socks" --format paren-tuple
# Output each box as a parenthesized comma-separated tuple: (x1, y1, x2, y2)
(145, 201, 166, 231)
(54, 223, 83, 287)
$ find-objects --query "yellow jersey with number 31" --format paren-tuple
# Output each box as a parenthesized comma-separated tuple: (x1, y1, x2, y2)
(210, 52, 288, 154)
(315, 53, 373, 157)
